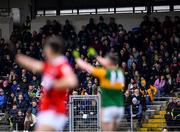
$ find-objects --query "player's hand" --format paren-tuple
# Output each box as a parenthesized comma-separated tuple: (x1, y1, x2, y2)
(87, 47, 97, 58)
(73, 50, 80, 59)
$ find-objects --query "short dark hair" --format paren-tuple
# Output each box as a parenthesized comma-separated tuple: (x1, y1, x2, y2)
(44, 35, 64, 54)
(106, 52, 119, 65)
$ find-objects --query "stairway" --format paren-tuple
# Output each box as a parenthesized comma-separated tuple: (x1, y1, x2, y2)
(137, 101, 167, 132)
(0, 113, 11, 131)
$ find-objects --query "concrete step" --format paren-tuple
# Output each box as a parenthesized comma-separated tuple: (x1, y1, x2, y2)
(146, 105, 161, 111)
(148, 118, 166, 123)
(159, 111, 166, 115)
(149, 127, 163, 131)
(137, 128, 148, 131)
(154, 97, 171, 101)
(153, 101, 167, 108)
(142, 123, 166, 128)
(153, 101, 167, 104)
(137, 127, 163, 131)
(151, 114, 165, 119)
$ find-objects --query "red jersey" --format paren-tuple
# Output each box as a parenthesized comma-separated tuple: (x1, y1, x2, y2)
(40, 56, 73, 114)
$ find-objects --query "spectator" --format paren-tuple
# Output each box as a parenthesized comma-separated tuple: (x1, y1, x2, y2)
(9, 104, 18, 130)
(0, 89, 6, 112)
(63, 19, 74, 40)
(91, 79, 99, 95)
(9, 103, 18, 117)
(127, 54, 135, 69)
(86, 18, 97, 34)
(110, 32, 118, 48)
(170, 99, 180, 130)
(165, 97, 178, 131)
(140, 15, 152, 33)
(24, 109, 36, 131)
(164, 74, 173, 94)
(154, 75, 166, 97)
(16, 110, 25, 131)
(17, 94, 28, 112)
(23, 16, 31, 31)
(42, 20, 52, 35)
(31, 100, 38, 116)
(108, 17, 117, 32)
(11, 80, 18, 94)
(147, 85, 157, 103)
(166, 98, 180, 131)
(6, 92, 16, 110)
(140, 79, 157, 105)
(30, 75, 39, 88)
(124, 90, 132, 122)
(8, 70, 17, 83)
(51, 20, 61, 35)
(176, 70, 180, 88)
(2, 80, 11, 96)
(132, 97, 143, 126)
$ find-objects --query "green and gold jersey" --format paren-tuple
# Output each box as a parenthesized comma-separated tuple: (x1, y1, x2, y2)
(92, 67, 125, 107)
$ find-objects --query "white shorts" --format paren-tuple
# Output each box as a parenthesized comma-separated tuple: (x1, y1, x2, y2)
(102, 106, 124, 123)
(37, 110, 68, 131)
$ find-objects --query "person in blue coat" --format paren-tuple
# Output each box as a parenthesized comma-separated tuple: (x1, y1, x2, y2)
(0, 89, 6, 112)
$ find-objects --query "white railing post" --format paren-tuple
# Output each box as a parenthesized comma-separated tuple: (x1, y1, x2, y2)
(130, 105, 133, 132)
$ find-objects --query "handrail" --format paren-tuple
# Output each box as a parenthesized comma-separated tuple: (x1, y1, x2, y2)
(154, 97, 173, 99)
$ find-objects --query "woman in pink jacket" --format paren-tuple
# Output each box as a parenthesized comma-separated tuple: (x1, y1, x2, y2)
(154, 75, 166, 97)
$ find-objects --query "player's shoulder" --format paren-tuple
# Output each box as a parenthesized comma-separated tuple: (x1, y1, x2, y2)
(94, 67, 105, 70)
(52, 56, 69, 66)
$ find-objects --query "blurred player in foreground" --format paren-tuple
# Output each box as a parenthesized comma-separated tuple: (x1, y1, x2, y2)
(16, 36, 78, 131)
(73, 48, 125, 131)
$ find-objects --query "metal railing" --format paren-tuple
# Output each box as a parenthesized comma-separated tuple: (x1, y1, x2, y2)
(69, 95, 101, 131)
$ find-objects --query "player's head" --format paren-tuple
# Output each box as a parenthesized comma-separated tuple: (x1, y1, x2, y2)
(104, 52, 119, 69)
(43, 35, 64, 60)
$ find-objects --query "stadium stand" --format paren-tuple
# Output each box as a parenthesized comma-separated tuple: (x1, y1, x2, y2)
(0, 7, 179, 131)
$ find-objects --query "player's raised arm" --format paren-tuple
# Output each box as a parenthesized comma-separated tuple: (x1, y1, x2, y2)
(16, 54, 44, 73)
(96, 56, 110, 68)
(73, 50, 94, 73)
(76, 59, 94, 73)
(87, 47, 110, 68)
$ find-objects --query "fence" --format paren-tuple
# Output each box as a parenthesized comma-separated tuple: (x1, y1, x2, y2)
(69, 95, 101, 131)
(68, 95, 173, 132)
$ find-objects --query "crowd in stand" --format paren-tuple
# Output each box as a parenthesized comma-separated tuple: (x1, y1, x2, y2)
(0, 15, 179, 130)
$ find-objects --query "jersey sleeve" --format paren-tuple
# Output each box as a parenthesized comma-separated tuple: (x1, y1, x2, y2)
(92, 67, 106, 78)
